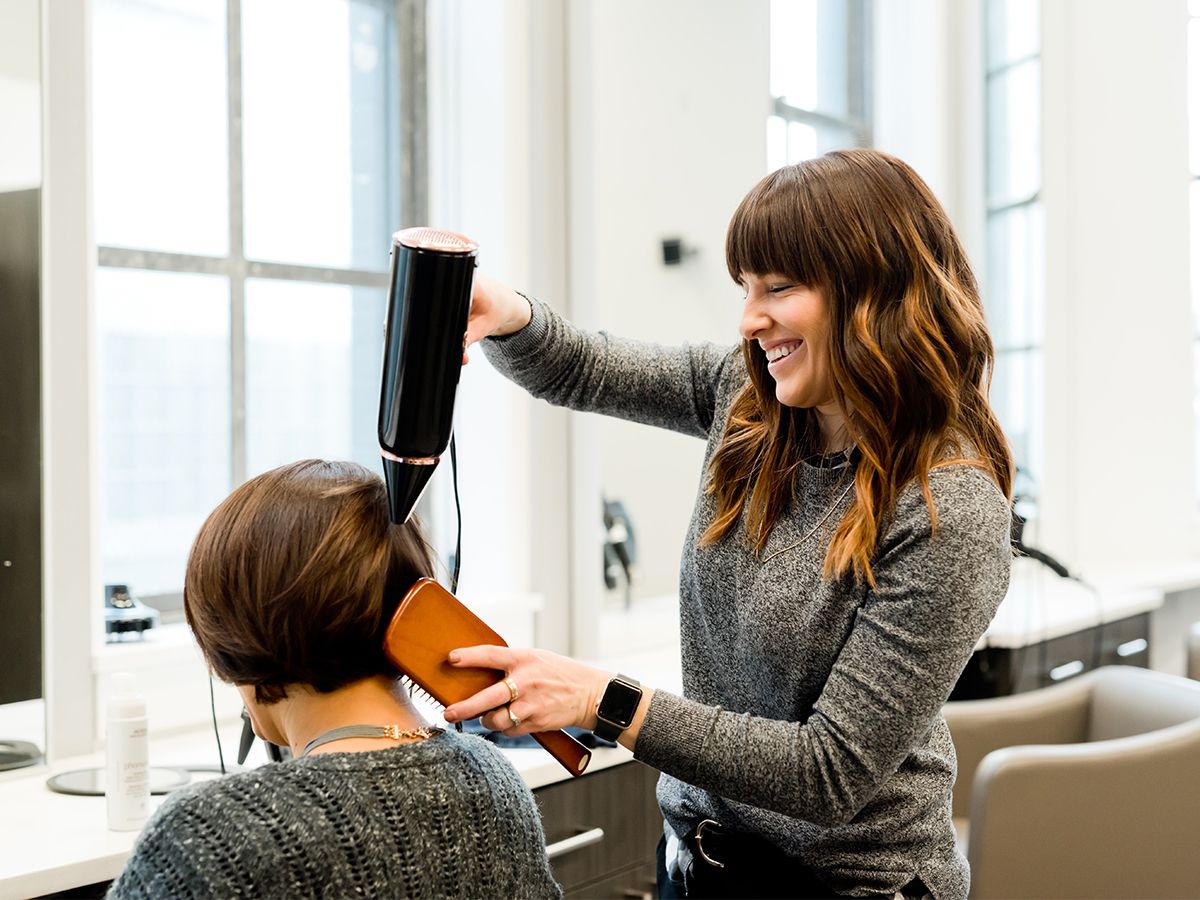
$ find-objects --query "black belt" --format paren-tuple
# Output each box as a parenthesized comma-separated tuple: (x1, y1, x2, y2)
(677, 819, 929, 900)
(686, 818, 791, 871)
(678, 819, 827, 899)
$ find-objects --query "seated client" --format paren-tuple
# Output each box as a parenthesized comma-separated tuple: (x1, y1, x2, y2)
(108, 459, 561, 900)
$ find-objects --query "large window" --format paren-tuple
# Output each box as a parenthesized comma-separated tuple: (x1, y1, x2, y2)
(984, 0, 1043, 497)
(768, 0, 872, 169)
(92, 0, 420, 607)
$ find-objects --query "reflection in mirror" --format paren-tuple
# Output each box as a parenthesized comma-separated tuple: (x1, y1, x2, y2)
(0, 0, 44, 771)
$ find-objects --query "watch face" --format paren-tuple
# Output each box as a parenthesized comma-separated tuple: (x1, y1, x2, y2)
(598, 677, 641, 728)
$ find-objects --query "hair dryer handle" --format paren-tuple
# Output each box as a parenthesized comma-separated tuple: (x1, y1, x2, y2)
(532, 729, 591, 777)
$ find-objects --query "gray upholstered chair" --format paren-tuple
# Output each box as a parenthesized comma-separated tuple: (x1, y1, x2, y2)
(943, 665, 1200, 899)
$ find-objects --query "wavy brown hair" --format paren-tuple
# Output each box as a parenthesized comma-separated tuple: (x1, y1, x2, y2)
(703, 149, 1012, 586)
(185, 459, 434, 703)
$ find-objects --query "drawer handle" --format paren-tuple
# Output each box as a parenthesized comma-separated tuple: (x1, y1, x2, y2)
(1116, 638, 1148, 658)
(546, 827, 605, 859)
(1049, 659, 1085, 681)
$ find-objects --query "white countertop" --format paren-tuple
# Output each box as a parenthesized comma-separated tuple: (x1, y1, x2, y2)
(981, 557, 1165, 649)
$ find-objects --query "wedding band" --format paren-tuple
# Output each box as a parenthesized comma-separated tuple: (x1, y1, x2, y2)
(504, 676, 520, 703)
(507, 706, 522, 729)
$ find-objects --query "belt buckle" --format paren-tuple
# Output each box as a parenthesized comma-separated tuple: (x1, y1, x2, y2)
(693, 818, 726, 870)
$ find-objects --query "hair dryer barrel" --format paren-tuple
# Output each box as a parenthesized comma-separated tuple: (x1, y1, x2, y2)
(378, 227, 477, 523)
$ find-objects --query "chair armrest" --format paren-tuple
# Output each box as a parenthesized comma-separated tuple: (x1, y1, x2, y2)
(968, 721, 1200, 899)
(943, 674, 1093, 818)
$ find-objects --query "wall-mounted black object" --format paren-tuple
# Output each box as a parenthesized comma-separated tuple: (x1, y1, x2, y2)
(661, 237, 698, 266)
(0, 188, 44, 771)
(378, 227, 477, 524)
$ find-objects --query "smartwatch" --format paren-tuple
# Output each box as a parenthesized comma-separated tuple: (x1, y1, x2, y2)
(593, 674, 642, 742)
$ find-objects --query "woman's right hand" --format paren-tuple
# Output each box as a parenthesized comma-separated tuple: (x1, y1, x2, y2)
(462, 273, 533, 364)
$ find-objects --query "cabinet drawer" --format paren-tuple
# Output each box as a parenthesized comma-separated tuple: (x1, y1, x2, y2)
(536, 761, 661, 892)
(1032, 628, 1098, 689)
(1099, 613, 1150, 667)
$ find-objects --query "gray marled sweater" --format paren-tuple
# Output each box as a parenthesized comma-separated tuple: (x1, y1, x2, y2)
(107, 729, 561, 899)
(484, 298, 1012, 899)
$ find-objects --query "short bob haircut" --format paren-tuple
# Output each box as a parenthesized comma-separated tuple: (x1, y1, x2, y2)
(184, 459, 434, 704)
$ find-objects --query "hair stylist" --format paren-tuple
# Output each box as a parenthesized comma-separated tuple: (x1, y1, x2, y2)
(442, 149, 1014, 900)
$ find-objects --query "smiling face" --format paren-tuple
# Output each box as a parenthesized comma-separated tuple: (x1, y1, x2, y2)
(738, 272, 838, 414)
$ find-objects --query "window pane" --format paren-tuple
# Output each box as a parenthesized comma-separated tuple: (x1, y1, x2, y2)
(816, 122, 858, 156)
(985, 0, 1039, 70)
(787, 120, 819, 164)
(985, 202, 1044, 350)
(991, 348, 1042, 479)
(242, 0, 396, 272)
(986, 59, 1041, 207)
(97, 269, 231, 596)
(245, 279, 386, 477)
(771, 0, 854, 117)
(767, 116, 788, 172)
(93, 0, 229, 256)
(771, 0, 818, 110)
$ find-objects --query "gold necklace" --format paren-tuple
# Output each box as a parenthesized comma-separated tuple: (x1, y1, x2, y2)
(762, 476, 855, 563)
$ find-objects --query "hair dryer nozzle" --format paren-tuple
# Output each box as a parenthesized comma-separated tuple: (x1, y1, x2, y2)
(382, 455, 439, 524)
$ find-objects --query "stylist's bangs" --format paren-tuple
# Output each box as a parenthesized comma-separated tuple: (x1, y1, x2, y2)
(725, 166, 824, 290)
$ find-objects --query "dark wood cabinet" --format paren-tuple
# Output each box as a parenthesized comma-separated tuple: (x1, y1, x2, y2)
(951, 613, 1150, 700)
(535, 760, 662, 899)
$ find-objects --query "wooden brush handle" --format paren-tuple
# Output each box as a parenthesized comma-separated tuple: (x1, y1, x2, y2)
(532, 729, 592, 777)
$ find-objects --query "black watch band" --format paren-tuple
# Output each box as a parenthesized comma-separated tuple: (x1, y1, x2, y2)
(593, 674, 642, 743)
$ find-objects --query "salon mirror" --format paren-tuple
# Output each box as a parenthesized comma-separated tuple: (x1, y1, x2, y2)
(0, 0, 45, 772)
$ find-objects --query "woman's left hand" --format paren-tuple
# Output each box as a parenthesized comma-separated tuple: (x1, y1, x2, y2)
(441, 645, 610, 735)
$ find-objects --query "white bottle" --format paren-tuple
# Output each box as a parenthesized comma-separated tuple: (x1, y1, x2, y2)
(106, 671, 149, 831)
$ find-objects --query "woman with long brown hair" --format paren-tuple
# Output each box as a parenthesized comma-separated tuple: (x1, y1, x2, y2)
(447, 149, 1013, 899)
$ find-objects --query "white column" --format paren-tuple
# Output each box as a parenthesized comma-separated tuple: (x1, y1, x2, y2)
(41, 0, 100, 759)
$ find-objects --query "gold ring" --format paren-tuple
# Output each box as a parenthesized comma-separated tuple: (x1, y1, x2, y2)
(507, 706, 522, 729)
(504, 676, 520, 703)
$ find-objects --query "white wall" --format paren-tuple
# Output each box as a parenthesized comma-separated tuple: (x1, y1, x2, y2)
(1040, 0, 1194, 572)
(568, 0, 771, 628)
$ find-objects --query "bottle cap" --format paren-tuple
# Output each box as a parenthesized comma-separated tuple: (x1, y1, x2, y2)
(107, 671, 146, 719)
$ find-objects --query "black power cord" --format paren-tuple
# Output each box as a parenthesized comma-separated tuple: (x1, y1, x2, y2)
(209, 672, 226, 775)
(449, 433, 462, 594)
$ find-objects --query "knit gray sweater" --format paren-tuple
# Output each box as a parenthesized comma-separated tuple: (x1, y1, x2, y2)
(107, 729, 561, 899)
(483, 299, 1013, 899)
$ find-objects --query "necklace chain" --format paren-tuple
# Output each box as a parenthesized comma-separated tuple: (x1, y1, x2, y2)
(763, 475, 855, 563)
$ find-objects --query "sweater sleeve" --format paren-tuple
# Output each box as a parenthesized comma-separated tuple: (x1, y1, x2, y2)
(481, 296, 740, 439)
(633, 466, 1013, 826)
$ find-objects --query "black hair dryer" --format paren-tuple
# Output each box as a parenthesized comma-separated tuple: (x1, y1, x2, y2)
(378, 227, 478, 524)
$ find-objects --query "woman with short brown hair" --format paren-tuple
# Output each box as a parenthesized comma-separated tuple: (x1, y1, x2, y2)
(108, 460, 560, 900)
